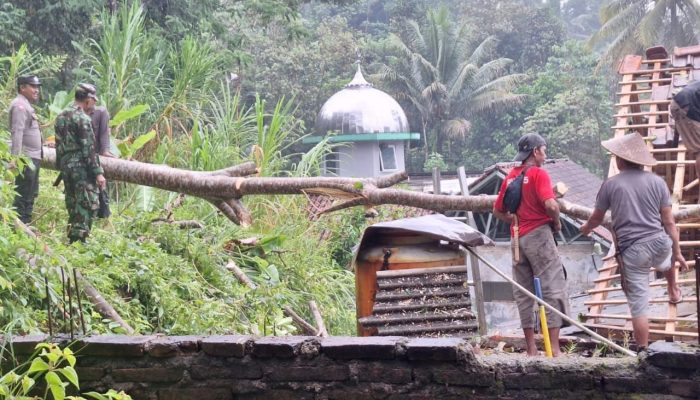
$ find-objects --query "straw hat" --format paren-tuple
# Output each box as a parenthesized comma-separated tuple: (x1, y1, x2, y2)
(601, 132, 657, 166)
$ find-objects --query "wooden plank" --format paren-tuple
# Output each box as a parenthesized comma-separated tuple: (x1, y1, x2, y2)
(674, 45, 700, 57)
(650, 147, 686, 153)
(616, 78, 671, 85)
(615, 111, 671, 118)
(618, 55, 644, 74)
(584, 322, 699, 338)
(677, 223, 700, 228)
(641, 58, 670, 64)
(614, 99, 670, 107)
(376, 265, 468, 278)
(653, 160, 695, 166)
(683, 178, 699, 191)
(458, 166, 488, 336)
(611, 123, 672, 129)
(585, 297, 697, 306)
(583, 313, 697, 323)
(587, 278, 697, 294)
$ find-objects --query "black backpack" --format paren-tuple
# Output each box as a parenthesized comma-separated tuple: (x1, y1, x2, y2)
(503, 167, 530, 214)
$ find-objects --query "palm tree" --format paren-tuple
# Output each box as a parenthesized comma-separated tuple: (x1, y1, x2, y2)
(377, 7, 528, 160)
(590, 0, 700, 65)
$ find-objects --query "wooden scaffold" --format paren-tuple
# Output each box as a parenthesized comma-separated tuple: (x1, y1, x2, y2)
(584, 45, 700, 341)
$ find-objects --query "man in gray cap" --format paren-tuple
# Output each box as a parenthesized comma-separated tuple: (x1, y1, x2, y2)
(493, 133, 569, 356)
(9, 75, 43, 224)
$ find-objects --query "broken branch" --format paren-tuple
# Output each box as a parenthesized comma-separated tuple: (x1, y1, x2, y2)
(225, 260, 257, 289)
(309, 300, 329, 337)
(282, 306, 319, 336)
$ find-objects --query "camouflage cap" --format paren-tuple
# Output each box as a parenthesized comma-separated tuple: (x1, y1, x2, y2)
(17, 75, 41, 86)
(76, 83, 98, 101)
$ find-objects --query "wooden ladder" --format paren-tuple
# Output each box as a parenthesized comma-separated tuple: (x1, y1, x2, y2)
(583, 52, 699, 341)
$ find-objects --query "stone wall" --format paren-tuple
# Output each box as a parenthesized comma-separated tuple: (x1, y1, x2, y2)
(4, 335, 699, 400)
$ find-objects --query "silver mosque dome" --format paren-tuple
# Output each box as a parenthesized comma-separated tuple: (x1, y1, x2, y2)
(314, 65, 410, 137)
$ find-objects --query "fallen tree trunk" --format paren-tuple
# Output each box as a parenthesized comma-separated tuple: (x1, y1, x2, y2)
(41, 147, 699, 226)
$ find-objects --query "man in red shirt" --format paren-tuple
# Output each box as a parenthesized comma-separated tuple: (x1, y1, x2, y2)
(493, 133, 570, 356)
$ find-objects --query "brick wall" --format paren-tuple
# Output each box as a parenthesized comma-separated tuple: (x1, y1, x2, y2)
(4, 335, 699, 399)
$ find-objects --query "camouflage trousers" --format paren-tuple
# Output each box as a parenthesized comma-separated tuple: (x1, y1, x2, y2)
(62, 167, 99, 243)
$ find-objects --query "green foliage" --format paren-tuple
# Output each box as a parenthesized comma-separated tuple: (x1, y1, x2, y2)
(378, 6, 528, 160)
(423, 152, 447, 173)
(116, 130, 156, 160)
(0, 1, 100, 56)
(252, 96, 304, 176)
(590, 0, 700, 67)
(458, 0, 566, 72)
(74, 1, 165, 122)
(242, 15, 359, 131)
(520, 41, 612, 176)
(0, 343, 132, 400)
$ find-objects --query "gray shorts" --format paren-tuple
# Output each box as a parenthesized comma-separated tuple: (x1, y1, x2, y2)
(512, 224, 570, 329)
(620, 233, 672, 317)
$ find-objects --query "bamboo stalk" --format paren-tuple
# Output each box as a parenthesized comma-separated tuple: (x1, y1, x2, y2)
(309, 300, 329, 337)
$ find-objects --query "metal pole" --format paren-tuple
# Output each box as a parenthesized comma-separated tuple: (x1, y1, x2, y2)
(467, 248, 637, 357)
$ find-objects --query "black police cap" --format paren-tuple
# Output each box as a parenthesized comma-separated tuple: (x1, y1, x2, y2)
(17, 75, 41, 86)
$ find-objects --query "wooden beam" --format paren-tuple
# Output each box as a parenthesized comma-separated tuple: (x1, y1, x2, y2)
(584, 322, 698, 338)
(458, 166, 488, 336)
(611, 122, 670, 130)
(615, 111, 671, 118)
(614, 99, 670, 107)
(583, 313, 697, 323)
(617, 78, 671, 85)
(585, 297, 697, 306)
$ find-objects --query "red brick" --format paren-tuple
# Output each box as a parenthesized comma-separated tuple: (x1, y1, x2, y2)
(201, 335, 250, 358)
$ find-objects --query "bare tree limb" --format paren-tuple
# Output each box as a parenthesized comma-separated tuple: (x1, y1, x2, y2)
(225, 260, 257, 289)
(282, 306, 318, 336)
(309, 300, 329, 337)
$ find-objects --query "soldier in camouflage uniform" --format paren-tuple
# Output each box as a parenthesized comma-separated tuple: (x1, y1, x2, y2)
(55, 84, 106, 243)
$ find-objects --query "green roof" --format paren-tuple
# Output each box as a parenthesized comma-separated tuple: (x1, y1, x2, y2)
(302, 132, 420, 144)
